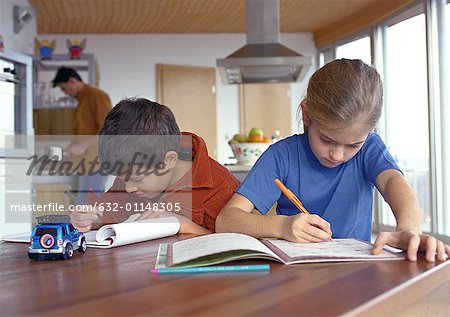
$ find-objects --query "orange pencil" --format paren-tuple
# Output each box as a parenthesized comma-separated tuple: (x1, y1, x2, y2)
(274, 178, 310, 214)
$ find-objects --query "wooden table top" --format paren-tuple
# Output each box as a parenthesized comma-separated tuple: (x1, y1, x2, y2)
(1, 234, 449, 317)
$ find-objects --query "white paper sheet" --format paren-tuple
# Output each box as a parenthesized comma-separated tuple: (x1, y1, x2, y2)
(86, 216, 180, 248)
(267, 238, 402, 260)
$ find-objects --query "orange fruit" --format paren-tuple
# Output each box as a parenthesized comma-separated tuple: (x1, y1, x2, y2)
(248, 127, 264, 143)
(248, 134, 264, 142)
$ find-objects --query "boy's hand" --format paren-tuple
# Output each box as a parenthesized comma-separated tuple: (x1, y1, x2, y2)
(373, 230, 450, 262)
(70, 206, 103, 232)
(282, 214, 332, 243)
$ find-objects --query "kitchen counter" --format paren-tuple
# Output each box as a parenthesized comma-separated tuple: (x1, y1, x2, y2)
(224, 164, 253, 182)
(224, 164, 253, 172)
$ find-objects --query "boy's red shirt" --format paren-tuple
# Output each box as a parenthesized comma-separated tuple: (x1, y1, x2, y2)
(89, 132, 239, 232)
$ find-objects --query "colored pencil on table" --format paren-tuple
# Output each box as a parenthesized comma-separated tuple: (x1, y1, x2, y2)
(151, 264, 270, 274)
(274, 178, 310, 214)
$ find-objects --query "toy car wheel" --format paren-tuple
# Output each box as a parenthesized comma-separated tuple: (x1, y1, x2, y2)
(63, 243, 74, 260)
(79, 237, 87, 253)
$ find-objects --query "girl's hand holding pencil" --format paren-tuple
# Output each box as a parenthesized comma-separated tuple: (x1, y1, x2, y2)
(275, 179, 332, 242)
(282, 213, 332, 243)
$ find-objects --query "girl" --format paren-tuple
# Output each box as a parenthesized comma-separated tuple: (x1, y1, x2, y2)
(216, 59, 449, 262)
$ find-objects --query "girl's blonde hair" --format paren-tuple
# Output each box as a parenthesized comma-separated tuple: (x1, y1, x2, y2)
(302, 59, 383, 130)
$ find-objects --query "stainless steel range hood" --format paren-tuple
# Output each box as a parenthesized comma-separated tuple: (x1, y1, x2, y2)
(217, 0, 312, 84)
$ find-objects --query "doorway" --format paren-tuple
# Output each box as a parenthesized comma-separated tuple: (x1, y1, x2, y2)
(157, 64, 217, 159)
(239, 83, 291, 139)
(239, 83, 292, 216)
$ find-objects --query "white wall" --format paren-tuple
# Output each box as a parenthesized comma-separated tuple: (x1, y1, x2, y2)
(38, 33, 316, 163)
(0, 0, 36, 54)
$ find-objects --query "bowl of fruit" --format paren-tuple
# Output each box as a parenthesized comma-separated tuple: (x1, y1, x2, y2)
(228, 128, 271, 166)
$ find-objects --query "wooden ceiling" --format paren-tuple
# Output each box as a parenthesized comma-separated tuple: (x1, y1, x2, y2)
(29, 0, 415, 47)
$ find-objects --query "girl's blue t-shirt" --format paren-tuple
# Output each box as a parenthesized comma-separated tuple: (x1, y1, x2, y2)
(237, 132, 400, 241)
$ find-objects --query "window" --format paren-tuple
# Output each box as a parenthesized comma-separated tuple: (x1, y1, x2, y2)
(317, 1, 450, 242)
(336, 36, 371, 65)
(381, 14, 431, 231)
(440, 1, 450, 237)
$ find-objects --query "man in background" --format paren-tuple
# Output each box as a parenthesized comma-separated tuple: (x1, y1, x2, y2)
(52, 66, 112, 204)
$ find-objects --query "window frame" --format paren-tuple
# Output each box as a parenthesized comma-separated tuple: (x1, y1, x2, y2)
(317, 0, 450, 244)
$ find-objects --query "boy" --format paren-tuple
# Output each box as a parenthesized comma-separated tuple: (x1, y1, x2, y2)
(70, 98, 239, 234)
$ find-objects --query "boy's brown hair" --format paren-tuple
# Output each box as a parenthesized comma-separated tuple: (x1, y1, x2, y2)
(98, 98, 181, 176)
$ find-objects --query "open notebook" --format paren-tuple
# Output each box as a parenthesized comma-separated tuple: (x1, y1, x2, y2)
(155, 233, 405, 268)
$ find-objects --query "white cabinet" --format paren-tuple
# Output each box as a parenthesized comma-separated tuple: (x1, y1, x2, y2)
(0, 158, 33, 236)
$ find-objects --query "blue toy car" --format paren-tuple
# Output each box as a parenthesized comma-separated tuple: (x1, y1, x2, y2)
(28, 223, 87, 260)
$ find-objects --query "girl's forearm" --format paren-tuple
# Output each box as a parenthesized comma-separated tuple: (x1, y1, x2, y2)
(382, 174, 422, 233)
(215, 207, 287, 238)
